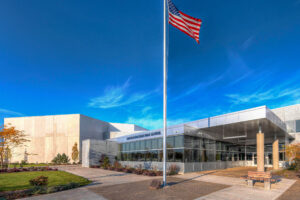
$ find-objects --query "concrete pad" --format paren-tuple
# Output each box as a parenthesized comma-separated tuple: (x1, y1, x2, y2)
(175, 173, 296, 200)
(61, 167, 158, 188)
(21, 187, 107, 200)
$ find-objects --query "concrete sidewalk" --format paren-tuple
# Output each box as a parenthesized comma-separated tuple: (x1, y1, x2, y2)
(176, 172, 296, 200)
(21, 167, 156, 200)
(21, 167, 296, 200)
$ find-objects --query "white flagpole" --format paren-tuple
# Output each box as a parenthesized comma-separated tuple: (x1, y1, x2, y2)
(163, 0, 167, 187)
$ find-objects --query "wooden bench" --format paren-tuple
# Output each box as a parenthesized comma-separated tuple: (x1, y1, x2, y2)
(241, 171, 278, 190)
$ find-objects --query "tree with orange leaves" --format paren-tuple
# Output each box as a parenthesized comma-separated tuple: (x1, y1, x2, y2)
(285, 143, 300, 165)
(0, 124, 29, 168)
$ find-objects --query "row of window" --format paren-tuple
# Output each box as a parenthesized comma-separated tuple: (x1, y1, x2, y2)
(119, 149, 254, 162)
(118, 150, 286, 163)
(120, 135, 246, 152)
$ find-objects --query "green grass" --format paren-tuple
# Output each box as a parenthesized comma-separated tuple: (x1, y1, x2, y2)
(8, 163, 50, 168)
(0, 171, 91, 192)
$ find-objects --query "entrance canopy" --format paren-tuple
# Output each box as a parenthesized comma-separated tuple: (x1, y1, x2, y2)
(184, 106, 292, 145)
(111, 106, 293, 144)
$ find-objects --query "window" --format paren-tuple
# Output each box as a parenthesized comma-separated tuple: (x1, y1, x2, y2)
(216, 151, 221, 161)
(130, 142, 135, 151)
(137, 151, 145, 161)
(246, 153, 252, 161)
(174, 135, 184, 148)
(124, 143, 130, 151)
(132, 152, 137, 161)
(184, 136, 193, 148)
(167, 150, 174, 162)
(280, 152, 285, 161)
(216, 142, 222, 151)
(151, 150, 158, 161)
(167, 136, 174, 148)
(239, 153, 245, 160)
(158, 138, 163, 149)
(140, 140, 145, 150)
(174, 149, 183, 162)
(145, 140, 151, 150)
(158, 150, 163, 162)
(184, 149, 193, 162)
(135, 141, 141, 151)
(207, 150, 215, 162)
(193, 149, 201, 162)
(145, 151, 152, 161)
(193, 137, 200, 148)
(296, 120, 300, 132)
(152, 139, 158, 149)
(221, 152, 227, 161)
(201, 150, 208, 162)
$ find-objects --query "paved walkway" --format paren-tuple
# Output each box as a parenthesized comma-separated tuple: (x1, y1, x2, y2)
(176, 172, 296, 200)
(21, 167, 296, 200)
(22, 167, 155, 200)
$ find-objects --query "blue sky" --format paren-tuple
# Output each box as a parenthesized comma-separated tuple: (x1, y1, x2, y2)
(1, 0, 300, 130)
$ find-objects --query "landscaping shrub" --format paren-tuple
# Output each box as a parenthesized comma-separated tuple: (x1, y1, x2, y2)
(100, 155, 110, 169)
(51, 153, 70, 165)
(155, 171, 163, 176)
(29, 176, 49, 186)
(167, 164, 179, 175)
(134, 168, 143, 175)
(0, 182, 83, 199)
(113, 160, 122, 169)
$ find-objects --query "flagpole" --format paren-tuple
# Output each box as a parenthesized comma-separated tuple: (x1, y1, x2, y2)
(163, 0, 167, 187)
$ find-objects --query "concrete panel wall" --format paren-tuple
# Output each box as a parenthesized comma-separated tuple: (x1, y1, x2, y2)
(4, 114, 80, 163)
(109, 123, 147, 132)
(272, 104, 300, 122)
(82, 139, 118, 167)
(272, 104, 300, 143)
(79, 115, 109, 146)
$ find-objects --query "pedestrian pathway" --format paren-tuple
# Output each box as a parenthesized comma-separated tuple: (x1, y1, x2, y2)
(21, 167, 297, 200)
(176, 172, 296, 200)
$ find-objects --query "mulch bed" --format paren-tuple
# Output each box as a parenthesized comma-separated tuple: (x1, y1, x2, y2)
(88, 177, 229, 200)
(0, 167, 58, 174)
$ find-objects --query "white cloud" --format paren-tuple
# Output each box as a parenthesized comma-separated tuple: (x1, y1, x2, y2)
(126, 115, 190, 130)
(0, 108, 23, 116)
(241, 35, 255, 50)
(226, 82, 300, 105)
(88, 78, 157, 109)
(170, 74, 224, 102)
(141, 106, 152, 114)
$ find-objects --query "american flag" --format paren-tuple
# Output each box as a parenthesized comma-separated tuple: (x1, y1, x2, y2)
(168, 0, 202, 43)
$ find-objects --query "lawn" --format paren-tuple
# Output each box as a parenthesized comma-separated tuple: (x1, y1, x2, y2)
(8, 163, 50, 168)
(0, 171, 91, 192)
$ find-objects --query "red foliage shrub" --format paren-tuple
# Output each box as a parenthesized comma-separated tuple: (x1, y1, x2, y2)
(29, 176, 48, 186)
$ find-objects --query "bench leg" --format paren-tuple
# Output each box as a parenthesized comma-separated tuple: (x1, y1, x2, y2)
(248, 180, 254, 187)
(264, 181, 271, 190)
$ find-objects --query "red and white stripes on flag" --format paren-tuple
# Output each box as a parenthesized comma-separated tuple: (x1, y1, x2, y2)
(168, 0, 202, 43)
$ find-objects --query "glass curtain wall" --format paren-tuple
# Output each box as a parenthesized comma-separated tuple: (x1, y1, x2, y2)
(118, 135, 247, 163)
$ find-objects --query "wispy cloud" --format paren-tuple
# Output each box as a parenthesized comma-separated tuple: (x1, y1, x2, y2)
(141, 106, 152, 114)
(241, 35, 255, 50)
(88, 78, 158, 109)
(126, 115, 190, 130)
(226, 72, 300, 106)
(0, 108, 23, 116)
(170, 74, 224, 102)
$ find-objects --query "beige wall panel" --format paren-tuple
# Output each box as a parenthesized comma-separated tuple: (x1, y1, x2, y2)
(4, 114, 80, 163)
(45, 136, 54, 163)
